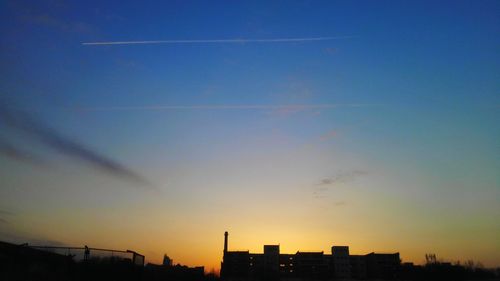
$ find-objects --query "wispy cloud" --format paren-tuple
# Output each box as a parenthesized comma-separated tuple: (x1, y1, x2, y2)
(312, 170, 368, 199)
(317, 170, 368, 186)
(82, 36, 356, 46)
(0, 105, 152, 187)
(69, 103, 380, 112)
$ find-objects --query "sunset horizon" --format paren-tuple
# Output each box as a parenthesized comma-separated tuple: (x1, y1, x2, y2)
(1, 1, 499, 280)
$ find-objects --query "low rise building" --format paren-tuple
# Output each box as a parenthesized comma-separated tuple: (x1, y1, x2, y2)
(220, 232, 400, 280)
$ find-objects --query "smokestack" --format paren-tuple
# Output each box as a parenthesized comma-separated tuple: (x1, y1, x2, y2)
(224, 231, 228, 253)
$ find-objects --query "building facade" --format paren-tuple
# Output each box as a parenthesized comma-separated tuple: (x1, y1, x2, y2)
(220, 232, 400, 280)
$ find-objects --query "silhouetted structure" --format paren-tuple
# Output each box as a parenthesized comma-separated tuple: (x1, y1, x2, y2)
(398, 260, 498, 281)
(84, 245, 90, 261)
(163, 254, 173, 266)
(0, 241, 73, 281)
(220, 231, 401, 280)
(144, 262, 204, 281)
(365, 252, 400, 279)
(0, 241, 144, 281)
(145, 252, 205, 281)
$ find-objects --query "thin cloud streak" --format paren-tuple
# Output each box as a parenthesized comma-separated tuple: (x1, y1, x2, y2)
(312, 170, 368, 199)
(0, 106, 152, 187)
(82, 36, 356, 46)
(317, 170, 368, 186)
(71, 103, 381, 112)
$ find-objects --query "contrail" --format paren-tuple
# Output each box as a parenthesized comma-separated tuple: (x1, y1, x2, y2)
(70, 103, 381, 111)
(82, 36, 355, 46)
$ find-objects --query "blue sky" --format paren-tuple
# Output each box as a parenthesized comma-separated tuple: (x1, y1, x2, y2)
(0, 0, 499, 269)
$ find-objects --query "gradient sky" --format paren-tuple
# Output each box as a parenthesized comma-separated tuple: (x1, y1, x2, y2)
(0, 0, 499, 271)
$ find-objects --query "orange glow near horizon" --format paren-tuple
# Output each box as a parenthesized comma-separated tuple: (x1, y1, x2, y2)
(3, 172, 499, 271)
(139, 229, 500, 272)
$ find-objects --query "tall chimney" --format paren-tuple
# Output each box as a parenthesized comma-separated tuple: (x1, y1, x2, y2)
(224, 231, 228, 253)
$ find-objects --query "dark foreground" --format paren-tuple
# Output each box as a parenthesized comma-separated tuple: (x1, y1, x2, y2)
(0, 241, 498, 281)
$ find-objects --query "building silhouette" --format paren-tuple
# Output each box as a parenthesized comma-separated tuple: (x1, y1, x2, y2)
(163, 254, 173, 266)
(220, 231, 401, 280)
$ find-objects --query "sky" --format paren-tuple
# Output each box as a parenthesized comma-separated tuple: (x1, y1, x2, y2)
(0, 0, 499, 271)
